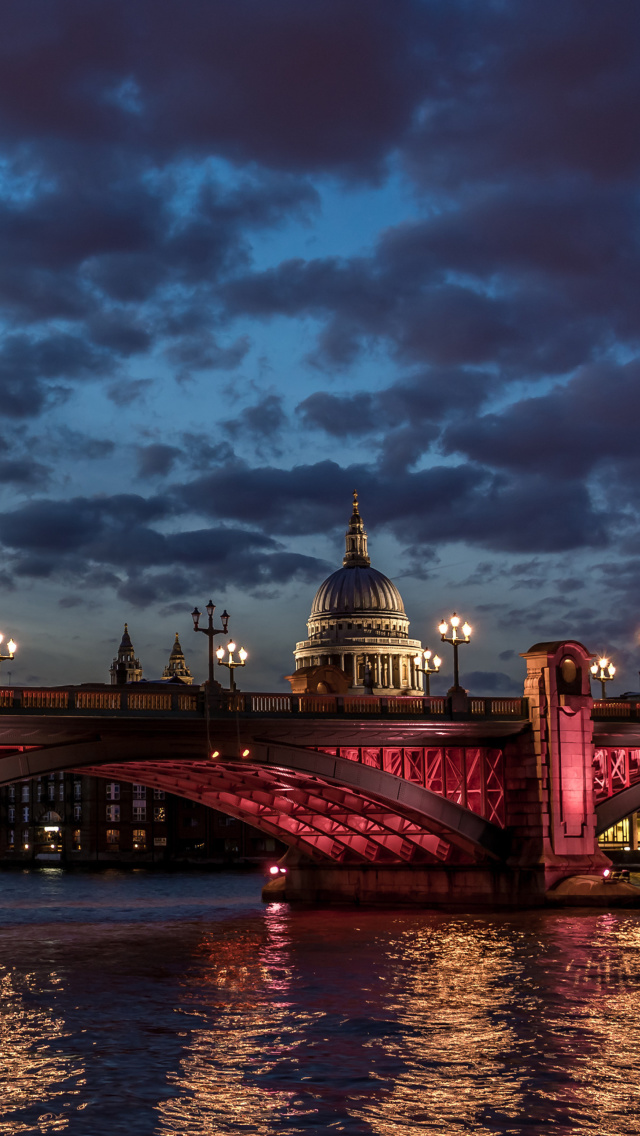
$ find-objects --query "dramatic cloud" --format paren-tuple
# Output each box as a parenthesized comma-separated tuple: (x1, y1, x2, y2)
(0, 1, 638, 687)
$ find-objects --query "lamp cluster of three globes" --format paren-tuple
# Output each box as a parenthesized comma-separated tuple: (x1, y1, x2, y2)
(414, 613, 472, 695)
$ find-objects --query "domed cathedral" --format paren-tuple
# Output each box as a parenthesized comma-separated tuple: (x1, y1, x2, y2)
(288, 493, 424, 695)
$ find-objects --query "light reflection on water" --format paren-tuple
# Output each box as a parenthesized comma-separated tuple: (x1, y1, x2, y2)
(1, 871, 640, 1134)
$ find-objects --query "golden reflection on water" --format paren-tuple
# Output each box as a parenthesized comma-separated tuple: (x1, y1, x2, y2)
(3, 894, 640, 1135)
(347, 913, 640, 1136)
(156, 909, 640, 1136)
(157, 903, 307, 1135)
(0, 959, 84, 1134)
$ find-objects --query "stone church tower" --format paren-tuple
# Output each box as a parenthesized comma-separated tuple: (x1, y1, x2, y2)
(110, 624, 143, 685)
(162, 633, 194, 684)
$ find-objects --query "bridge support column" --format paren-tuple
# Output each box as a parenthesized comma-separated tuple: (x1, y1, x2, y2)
(511, 640, 610, 890)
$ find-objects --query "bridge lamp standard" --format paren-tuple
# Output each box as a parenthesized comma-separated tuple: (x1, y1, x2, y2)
(438, 614, 472, 693)
(0, 634, 17, 672)
(591, 656, 615, 699)
(216, 641, 248, 692)
(191, 601, 230, 686)
(413, 649, 442, 696)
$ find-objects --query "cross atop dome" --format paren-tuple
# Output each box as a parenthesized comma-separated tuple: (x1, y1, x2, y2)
(343, 490, 371, 567)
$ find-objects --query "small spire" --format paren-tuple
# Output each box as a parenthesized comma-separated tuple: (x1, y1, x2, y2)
(163, 630, 193, 684)
(119, 623, 133, 651)
(343, 491, 370, 568)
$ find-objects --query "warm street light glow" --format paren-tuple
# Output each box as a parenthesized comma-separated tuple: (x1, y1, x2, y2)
(192, 599, 231, 685)
(591, 655, 616, 698)
(413, 648, 441, 695)
(439, 611, 472, 693)
(216, 640, 248, 692)
(0, 632, 17, 669)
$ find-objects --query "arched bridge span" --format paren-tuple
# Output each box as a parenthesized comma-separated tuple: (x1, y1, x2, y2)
(77, 744, 509, 865)
(0, 700, 513, 865)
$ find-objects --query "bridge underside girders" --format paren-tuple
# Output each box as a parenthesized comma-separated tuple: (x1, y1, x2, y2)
(0, 732, 508, 865)
(596, 781, 640, 835)
(80, 760, 465, 865)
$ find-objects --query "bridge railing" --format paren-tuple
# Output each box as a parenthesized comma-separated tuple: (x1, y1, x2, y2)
(0, 686, 529, 721)
(593, 700, 640, 719)
(218, 692, 528, 719)
(0, 687, 201, 713)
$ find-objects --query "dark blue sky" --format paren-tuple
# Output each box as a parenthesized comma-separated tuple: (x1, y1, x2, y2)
(1, 0, 639, 692)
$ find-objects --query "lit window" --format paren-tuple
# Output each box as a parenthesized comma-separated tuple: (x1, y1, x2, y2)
(22, 806, 29, 822)
(22, 829, 29, 846)
(106, 804, 120, 822)
(8, 829, 14, 847)
(106, 783, 120, 801)
(8, 786, 15, 801)
(154, 806, 166, 822)
(21, 785, 29, 802)
(106, 828, 119, 845)
(133, 828, 146, 849)
(74, 782, 82, 800)
(72, 829, 81, 849)
(48, 786, 55, 801)
(133, 784, 146, 801)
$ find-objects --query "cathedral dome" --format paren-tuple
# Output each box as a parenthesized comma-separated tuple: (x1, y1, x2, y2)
(311, 565, 405, 617)
(310, 491, 405, 618)
(292, 493, 423, 696)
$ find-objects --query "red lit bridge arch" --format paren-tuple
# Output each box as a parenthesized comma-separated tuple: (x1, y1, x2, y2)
(1, 682, 640, 875)
(0, 686, 525, 866)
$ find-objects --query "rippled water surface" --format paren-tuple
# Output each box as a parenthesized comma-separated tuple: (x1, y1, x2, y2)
(1, 869, 640, 1135)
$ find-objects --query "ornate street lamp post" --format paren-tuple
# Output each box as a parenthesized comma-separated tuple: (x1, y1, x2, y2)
(0, 633, 17, 673)
(413, 649, 442, 695)
(591, 656, 615, 699)
(438, 613, 472, 693)
(191, 601, 229, 685)
(216, 641, 248, 692)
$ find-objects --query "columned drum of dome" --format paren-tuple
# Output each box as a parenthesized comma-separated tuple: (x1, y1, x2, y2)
(292, 493, 424, 695)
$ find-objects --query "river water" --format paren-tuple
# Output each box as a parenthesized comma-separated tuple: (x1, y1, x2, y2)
(1, 869, 640, 1135)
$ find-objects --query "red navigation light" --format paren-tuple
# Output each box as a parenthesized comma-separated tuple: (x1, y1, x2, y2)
(269, 865, 279, 876)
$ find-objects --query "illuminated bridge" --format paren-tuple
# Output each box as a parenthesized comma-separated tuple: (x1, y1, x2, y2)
(0, 639, 637, 904)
